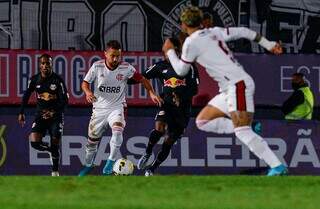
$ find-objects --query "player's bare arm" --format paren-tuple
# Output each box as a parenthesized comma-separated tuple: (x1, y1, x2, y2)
(162, 38, 175, 54)
(18, 114, 25, 127)
(81, 81, 96, 103)
(140, 77, 163, 106)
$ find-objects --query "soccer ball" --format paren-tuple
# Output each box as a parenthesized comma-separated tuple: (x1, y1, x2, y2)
(112, 158, 134, 175)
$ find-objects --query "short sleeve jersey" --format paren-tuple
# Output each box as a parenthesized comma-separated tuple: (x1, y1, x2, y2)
(181, 27, 256, 91)
(84, 60, 139, 109)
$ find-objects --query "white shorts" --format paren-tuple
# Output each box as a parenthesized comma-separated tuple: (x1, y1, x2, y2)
(208, 77, 255, 116)
(88, 107, 126, 139)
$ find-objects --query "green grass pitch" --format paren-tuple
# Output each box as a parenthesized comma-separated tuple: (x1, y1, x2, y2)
(0, 176, 319, 209)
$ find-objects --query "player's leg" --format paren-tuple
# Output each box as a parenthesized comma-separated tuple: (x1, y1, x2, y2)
(137, 110, 166, 170)
(48, 117, 64, 176)
(145, 106, 185, 176)
(79, 111, 105, 176)
(196, 93, 235, 134)
(103, 108, 125, 175)
(229, 79, 287, 176)
(29, 117, 50, 152)
(146, 128, 182, 176)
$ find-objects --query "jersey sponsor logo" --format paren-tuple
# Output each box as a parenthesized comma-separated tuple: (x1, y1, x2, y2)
(164, 77, 186, 88)
(50, 84, 57, 90)
(38, 92, 57, 101)
(99, 85, 121, 93)
(116, 74, 124, 81)
(161, 0, 235, 41)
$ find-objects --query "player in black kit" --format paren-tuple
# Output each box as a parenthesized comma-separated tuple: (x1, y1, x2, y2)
(137, 37, 200, 176)
(18, 53, 68, 176)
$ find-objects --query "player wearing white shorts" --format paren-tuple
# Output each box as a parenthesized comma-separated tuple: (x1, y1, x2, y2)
(79, 40, 162, 176)
(162, 7, 287, 176)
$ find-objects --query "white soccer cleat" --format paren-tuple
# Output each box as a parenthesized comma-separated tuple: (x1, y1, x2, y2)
(145, 169, 153, 177)
(51, 171, 60, 176)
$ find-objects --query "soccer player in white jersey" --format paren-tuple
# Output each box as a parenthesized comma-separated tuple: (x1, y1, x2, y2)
(79, 40, 162, 176)
(162, 7, 287, 176)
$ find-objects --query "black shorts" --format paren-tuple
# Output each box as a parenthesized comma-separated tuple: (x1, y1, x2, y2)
(31, 115, 64, 138)
(155, 103, 191, 134)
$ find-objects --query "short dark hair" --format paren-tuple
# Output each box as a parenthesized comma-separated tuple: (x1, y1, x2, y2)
(106, 40, 121, 50)
(293, 72, 304, 78)
(203, 12, 213, 21)
(39, 53, 52, 61)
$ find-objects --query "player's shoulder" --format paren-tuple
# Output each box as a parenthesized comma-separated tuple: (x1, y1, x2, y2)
(30, 73, 40, 81)
(92, 59, 105, 68)
(118, 61, 135, 71)
(52, 72, 66, 82)
(154, 60, 168, 67)
(118, 61, 132, 68)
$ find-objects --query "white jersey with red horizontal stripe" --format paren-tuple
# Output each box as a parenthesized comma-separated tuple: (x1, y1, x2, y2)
(84, 60, 140, 109)
(181, 27, 257, 92)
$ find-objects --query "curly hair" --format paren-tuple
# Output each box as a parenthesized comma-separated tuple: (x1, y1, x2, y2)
(180, 6, 203, 27)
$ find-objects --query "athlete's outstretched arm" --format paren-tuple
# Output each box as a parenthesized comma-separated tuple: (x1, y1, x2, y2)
(218, 27, 283, 54)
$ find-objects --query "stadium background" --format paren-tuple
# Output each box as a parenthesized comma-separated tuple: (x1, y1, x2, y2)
(0, 0, 320, 175)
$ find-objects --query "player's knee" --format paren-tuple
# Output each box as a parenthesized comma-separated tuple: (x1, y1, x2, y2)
(161, 140, 173, 153)
(164, 129, 181, 146)
(51, 137, 60, 145)
(86, 138, 100, 152)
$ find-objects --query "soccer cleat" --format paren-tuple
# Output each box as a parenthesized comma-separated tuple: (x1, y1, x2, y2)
(145, 169, 153, 177)
(102, 159, 115, 175)
(78, 166, 94, 176)
(51, 171, 59, 176)
(267, 164, 288, 176)
(252, 121, 262, 135)
(137, 153, 151, 170)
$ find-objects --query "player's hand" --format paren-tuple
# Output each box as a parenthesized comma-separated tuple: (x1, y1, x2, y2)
(41, 109, 55, 120)
(150, 93, 163, 107)
(172, 92, 180, 107)
(270, 42, 283, 55)
(85, 91, 97, 103)
(162, 38, 175, 54)
(18, 114, 25, 127)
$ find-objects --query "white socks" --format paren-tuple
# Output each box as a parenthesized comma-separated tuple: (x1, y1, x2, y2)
(196, 118, 234, 134)
(234, 126, 281, 168)
(108, 126, 124, 161)
(85, 138, 99, 167)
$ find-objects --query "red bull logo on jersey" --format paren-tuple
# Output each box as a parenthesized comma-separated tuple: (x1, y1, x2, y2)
(164, 77, 186, 88)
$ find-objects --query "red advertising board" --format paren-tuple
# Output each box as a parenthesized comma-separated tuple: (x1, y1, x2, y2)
(0, 49, 218, 106)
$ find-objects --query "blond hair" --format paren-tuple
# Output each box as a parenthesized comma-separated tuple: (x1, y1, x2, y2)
(180, 6, 203, 27)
